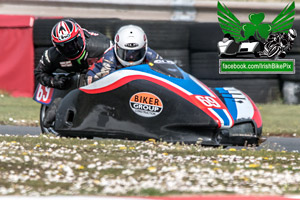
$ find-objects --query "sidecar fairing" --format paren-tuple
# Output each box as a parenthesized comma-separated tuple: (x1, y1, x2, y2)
(54, 60, 263, 146)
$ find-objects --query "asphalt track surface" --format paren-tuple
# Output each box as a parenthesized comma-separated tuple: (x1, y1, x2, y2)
(0, 125, 299, 152)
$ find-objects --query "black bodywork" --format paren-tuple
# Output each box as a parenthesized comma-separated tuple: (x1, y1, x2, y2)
(55, 80, 219, 145)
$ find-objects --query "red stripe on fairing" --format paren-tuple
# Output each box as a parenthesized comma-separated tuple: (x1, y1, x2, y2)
(243, 93, 262, 128)
(80, 75, 223, 128)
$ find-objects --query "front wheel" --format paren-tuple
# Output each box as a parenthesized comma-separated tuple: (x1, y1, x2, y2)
(40, 104, 60, 136)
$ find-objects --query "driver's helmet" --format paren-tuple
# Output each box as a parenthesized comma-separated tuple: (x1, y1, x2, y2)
(114, 25, 148, 67)
(51, 19, 86, 60)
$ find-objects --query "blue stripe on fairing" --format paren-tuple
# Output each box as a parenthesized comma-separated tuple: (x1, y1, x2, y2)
(221, 94, 232, 98)
(215, 87, 228, 94)
(121, 64, 212, 96)
(216, 88, 238, 120)
(213, 108, 230, 126)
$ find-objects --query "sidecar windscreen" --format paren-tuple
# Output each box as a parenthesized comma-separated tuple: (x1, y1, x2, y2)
(149, 60, 184, 79)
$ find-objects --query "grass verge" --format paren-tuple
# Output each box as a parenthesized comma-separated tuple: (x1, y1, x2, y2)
(0, 93, 39, 126)
(258, 103, 300, 136)
(0, 134, 299, 195)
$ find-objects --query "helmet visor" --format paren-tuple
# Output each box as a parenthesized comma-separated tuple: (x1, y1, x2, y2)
(116, 45, 146, 62)
(56, 34, 84, 59)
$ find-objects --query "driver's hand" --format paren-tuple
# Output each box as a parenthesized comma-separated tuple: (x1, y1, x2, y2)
(52, 76, 70, 89)
(94, 72, 109, 81)
(87, 76, 93, 85)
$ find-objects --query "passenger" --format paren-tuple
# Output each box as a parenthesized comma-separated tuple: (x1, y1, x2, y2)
(87, 25, 162, 84)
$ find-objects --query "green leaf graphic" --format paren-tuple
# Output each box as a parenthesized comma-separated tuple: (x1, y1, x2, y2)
(217, 1, 295, 41)
(217, 1, 245, 42)
(271, 2, 295, 33)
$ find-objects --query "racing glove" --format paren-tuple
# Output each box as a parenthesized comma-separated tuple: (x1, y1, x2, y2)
(51, 76, 70, 89)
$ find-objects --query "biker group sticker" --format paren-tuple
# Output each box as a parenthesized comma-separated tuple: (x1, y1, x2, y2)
(129, 92, 163, 117)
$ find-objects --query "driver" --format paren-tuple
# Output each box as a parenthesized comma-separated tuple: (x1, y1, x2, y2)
(87, 24, 162, 83)
(34, 19, 112, 89)
(34, 19, 112, 128)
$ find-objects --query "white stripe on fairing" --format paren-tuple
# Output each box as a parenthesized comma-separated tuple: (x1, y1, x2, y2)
(231, 94, 244, 99)
(82, 70, 133, 89)
(224, 88, 254, 120)
(208, 108, 224, 128)
(223, 87, 236, 91)
(82, 70, 192, 95)
(189, 75, 215, 97)
(208, 108, 233, 128)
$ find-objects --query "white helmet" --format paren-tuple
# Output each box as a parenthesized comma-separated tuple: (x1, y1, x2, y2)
(114, 25, 148, 67)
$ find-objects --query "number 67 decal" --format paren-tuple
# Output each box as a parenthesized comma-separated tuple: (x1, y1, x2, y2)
(195, 95, 221, 108)
(34, 84, 54, 104)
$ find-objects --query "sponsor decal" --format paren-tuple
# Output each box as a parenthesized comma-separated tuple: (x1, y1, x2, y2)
(60, 61, 73, 67)
(154, 60, 174, 64)
(148, 62, 154, 66)
(129, 92, 163, 117)
(125, 43, 138, 48)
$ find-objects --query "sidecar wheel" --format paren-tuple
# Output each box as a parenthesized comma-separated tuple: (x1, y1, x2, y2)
(40, 104, 60, 136)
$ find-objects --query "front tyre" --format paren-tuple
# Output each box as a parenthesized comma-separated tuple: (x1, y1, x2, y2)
(40, 104, 60, 136)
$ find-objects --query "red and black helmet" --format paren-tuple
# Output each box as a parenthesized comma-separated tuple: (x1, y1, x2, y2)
(51, 19, 86, 60)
